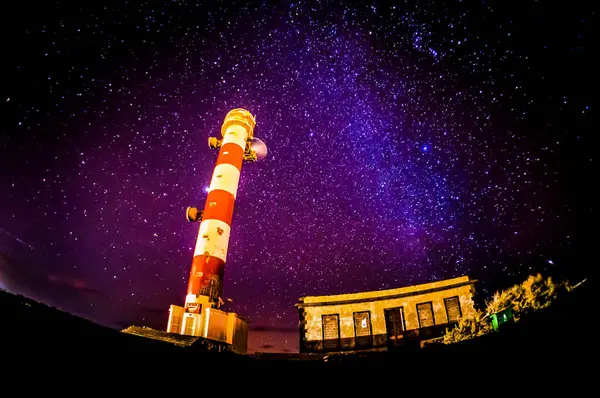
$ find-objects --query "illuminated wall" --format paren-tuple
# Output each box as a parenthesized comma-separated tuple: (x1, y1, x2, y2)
(167, 304, 248, 354)
(296, 276, 476, 353)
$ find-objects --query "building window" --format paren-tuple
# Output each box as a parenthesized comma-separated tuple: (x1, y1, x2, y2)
(169, 316, 182, 334)
(384, 307, 405, 345)
(322, 314, 340, 351)
(444, 296, 462, 323)
(417, 302, 435, 328)
(353, 311, 372, 348)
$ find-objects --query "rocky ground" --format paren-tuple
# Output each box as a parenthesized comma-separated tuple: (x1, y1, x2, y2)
(1, 279, 592, 387)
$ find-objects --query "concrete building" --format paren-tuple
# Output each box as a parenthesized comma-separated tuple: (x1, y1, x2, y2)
(296, 275, 476, 353)
(167, 304, 248, 355)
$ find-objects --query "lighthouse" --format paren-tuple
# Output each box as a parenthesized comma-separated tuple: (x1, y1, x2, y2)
(166, 108, 266, 352)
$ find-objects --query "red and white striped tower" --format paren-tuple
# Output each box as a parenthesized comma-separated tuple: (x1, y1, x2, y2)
(184, 108, 257, 311)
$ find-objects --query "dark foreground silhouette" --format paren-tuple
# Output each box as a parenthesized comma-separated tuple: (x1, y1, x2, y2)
(1, 280, 592, 386)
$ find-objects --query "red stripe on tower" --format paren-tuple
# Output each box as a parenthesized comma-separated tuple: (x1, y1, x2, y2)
(187, 255, 226, 299)
(200, 189, 235, 225)
(215, 142, 244, 171)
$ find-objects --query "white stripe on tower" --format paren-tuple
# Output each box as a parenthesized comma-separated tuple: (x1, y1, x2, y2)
(193, 220, 231, 262)
(221, 123, 249, 149)
(208, 163, 241, 198)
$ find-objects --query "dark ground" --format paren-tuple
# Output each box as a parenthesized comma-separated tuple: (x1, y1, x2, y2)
(1, 279, 593, 389)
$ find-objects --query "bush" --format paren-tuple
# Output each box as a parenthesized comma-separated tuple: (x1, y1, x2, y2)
(443, 309, 491, 344)
(485, 273, 570, 321)
(443, 273, 571, 344)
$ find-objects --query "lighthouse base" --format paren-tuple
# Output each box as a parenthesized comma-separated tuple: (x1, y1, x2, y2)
(166, 297, 248, 354)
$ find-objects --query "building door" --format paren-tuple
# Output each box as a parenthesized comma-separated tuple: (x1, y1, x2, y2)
(322, 314, 340, 351)
(384, 307, 405, 345)
(183, 316, 196, 336)
(353, 311, 372, 348)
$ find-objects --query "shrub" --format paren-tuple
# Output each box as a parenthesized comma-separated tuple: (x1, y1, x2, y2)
(443, 309, 491, 344)
(485, 273, 570, 321)
(443, 273, 571, 344)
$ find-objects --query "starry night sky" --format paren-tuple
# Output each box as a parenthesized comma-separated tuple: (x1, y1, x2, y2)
(0, 1, 592, 352)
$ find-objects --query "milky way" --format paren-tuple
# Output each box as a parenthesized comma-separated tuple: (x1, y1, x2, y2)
(0, 1, 592, 337)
